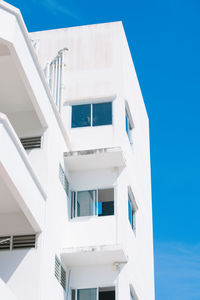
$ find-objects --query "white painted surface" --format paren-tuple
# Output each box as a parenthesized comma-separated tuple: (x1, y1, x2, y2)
(0, 278, 18, 300)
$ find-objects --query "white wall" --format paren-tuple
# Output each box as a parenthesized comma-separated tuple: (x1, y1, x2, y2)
(0, 278, 18, 300)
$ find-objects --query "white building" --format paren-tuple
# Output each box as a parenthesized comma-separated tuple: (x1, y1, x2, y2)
(0, 1, 155, 300)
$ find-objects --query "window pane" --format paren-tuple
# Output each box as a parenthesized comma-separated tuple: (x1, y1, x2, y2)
(72, 104, 91, 128)
(93, 102, 112, 126)
(77, 288, 97, 300)
(126, 111, 132, 141)
(126, 114, 129, 135)
(128, 197, 132, 227)
(99, 290, 115, 300)
(71, 192, 75, 218)
(77, 191, 94, 217)
(98, 189, 114, 216)
(71, 289, 76, 300)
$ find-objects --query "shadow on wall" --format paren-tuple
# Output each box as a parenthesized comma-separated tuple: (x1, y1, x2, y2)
(0, 249, 29, 283)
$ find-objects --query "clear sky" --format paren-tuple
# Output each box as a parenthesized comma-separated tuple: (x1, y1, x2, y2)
(6, 0, 200, 298)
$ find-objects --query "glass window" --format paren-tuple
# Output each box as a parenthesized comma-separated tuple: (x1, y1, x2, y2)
(72, 287, 115, 300)
(77, 191, 95, 217)
(93, 102, 112, 126)
(125, 108, 133, 142)
(71, 188, 114, 218)
(77, 289, 97, 300)
(71, 102, 112, 128)
(130, 290, 135, 300)
(72, 104, 91, 128)
(128, 193, 136, 231)
(98, 188, 114, 216)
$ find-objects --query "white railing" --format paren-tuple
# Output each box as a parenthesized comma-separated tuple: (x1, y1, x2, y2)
(45, 48, 67, 112)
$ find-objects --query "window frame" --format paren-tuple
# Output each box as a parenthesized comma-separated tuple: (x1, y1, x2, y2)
(129, 285, 138, 300)
(71, 187, 115, 219)
(71, 101, 113, 128)
(128, 187, 137, 233)
(125, 101, 134, 144)
(71, 286, 116, 300)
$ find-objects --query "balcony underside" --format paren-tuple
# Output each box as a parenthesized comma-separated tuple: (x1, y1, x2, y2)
(0, 46, 45, 138)
(61, 244, 128, 267)
(0, 4, 48, 137)
(64, 147, 126, 171)
(0, 114, 46, 235)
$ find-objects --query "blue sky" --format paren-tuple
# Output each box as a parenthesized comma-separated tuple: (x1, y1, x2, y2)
(6, 0, 200, 298)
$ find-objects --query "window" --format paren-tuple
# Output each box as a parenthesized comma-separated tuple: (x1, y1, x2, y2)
(128, 192, 136, 232)
(55, 256, 66, 290)
(130, 290, 135, 300)
(71, 102, 112, 128)
(71, 287, 115, 300)
(130, 287, 137, 300)
(59, 163, 69, 197)
(71, 188, 114, 218)
(125, 104, 133, 143)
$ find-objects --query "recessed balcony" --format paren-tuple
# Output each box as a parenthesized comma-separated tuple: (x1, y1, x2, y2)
(64, 147, 126, 171)
(0, 113, 46, 235)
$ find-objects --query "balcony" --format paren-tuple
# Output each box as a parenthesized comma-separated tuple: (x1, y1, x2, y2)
(61, 244, 128, 267)
(0, 114, 46, 235)
(0, 3, 48, 139)
(64, 147, 126, 171)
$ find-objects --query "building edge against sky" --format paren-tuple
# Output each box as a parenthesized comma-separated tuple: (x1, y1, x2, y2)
(0, 1, 155, 300)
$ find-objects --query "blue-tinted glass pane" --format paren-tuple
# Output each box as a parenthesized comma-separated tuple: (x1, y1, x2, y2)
(98, 202, 102, 215)
(72, 104, 91, 128)
(93, 102, 112, 126)
(126, 114, 129, 135)
(128, 199, 132, 226)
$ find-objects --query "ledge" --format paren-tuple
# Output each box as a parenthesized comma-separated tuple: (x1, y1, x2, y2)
(64, 147, 126, 171)
(61, 244, 128, 267)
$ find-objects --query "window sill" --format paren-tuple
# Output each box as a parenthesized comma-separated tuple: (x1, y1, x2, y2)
(70, 215, 115, 222)
(70, 124, 113, 130)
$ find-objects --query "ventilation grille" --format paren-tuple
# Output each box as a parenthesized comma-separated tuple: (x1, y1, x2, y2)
(13, 235, 36, 249)
(55, 256, 66, 290)
(0, 236, 11, 250)
(55, 256, 61, 281)
(59, 164, 69, 197)
(0, 235, 36, 250)
(20, 136, 41, 150)
(61, 265, 66, 290)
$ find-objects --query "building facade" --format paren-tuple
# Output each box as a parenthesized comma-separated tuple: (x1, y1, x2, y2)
(0, 1, 155, 300)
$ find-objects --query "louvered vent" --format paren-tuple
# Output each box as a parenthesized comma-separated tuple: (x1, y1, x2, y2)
(12, 235, 36, 249)
(0, 236, 11, 250)
(61, 265, 66, 290)
(20, 136, 41, 150)
(55, 255, 66, 290)
(55, 256, 61, 281)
